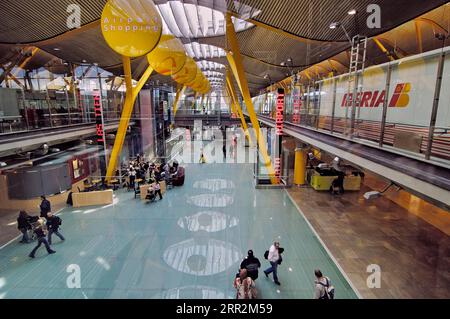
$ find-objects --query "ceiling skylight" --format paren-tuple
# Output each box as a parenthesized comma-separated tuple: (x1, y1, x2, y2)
(184, 42, 226, 59)
(197, 60, 225, 70)
(155, 0, 258, 38)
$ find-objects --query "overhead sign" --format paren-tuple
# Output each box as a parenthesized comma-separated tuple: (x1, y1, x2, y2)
(93, 91, 105, 144)
(101, 0, 162, 57)
(292, 85, 302, 124)
(147, 34, 187, 76)
(276, 88, 284, 135)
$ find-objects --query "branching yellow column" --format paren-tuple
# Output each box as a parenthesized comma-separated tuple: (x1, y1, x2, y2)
(226, 73, 252, 146)
(105, 56, 154, 182)
(173, 84, 186, 117)
(225, 87, 237, 117)
(225, 13, 276, 183)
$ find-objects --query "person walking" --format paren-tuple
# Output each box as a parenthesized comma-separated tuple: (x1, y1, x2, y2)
(263, 241, 281, 285)
(154, 182, 163, 200)
(39, 195, 51, 218)
(17, 210, 32, 243)
(29, 219, 55, 258)
(314, 269, 335, 299)
(129, 168, 137, 190)
(199, 152, 206, 164)
(233, 269, 256, 299)
(46, 213, 65, 245)
(240, 250, 261, 281)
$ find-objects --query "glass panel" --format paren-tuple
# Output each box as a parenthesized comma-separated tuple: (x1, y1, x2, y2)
(352, 63, 388, 143)
(317, 78, 334, 132)
(433, 50, 450, 163)
(383, 53, 439, 158)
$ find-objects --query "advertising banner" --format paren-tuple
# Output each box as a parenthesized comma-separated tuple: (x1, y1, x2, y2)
(319, 50, 446, 128)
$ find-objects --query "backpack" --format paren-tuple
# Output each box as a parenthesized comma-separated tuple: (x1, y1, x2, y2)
(246, 262, 259, 272)
(264, 250, 269, 259)
(55, 216, 62, 226)
(318, 277, 335, 299)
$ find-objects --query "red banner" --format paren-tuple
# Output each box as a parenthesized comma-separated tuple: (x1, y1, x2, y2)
(276, 88, 284, 135)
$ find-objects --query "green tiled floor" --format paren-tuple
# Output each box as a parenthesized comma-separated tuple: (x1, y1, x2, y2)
(0, 140, 357, 299)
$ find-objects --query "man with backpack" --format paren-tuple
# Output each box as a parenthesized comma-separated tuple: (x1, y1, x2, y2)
(263, 242, 282, 285)
(314, 269, 335, 299)
(240, 250, 261, 281)
(46, 213, 65, 245)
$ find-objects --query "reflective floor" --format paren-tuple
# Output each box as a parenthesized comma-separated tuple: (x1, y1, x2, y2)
(0, 138, 357, 299)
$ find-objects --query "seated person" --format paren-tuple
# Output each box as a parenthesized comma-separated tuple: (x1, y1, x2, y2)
(146, 185, 156, 202)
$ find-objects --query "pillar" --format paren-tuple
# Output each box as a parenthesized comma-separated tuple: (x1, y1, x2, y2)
(294, 148, 307, 185)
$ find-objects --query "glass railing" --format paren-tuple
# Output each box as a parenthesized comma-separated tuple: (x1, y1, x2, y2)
(0, 90, 127, 135)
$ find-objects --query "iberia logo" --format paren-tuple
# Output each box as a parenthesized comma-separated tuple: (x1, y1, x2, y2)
(341, 82, 411, 108)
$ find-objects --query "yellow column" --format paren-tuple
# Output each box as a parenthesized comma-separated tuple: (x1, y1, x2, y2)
(294, 148, 307, 185)
(225, 13, 277, 184)
(226, 73, 252, 146)
(173, 85, 186, 117)
(105, 57, 154, 182)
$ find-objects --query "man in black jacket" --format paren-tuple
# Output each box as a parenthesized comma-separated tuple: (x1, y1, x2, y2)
(39, 195, 51, 218)
(46, 213, 65, 245)
(240, 250, 261, 281)
(29, 219, 55, 258)
(17, 210, 32, 243)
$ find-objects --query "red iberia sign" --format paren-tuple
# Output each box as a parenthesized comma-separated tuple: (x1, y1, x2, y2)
(341, 82, 411, 108)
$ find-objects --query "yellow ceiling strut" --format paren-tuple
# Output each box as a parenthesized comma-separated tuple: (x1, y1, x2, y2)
(105, 56, 153, 182)
(373, 38, 395, 62)
(225, 13, 277, 184)
(225, 81, 238, 117)
(225, 73, 252, 147)
(225, 86, 238, 117)
(173, 84, 186, 117)
(414, 20, 423, 54)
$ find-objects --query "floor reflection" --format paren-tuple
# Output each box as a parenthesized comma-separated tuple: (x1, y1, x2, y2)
(163, 238, 242, 276)
(193, 179, 236, 192)
(154, 285, 233, 299)
(177, 211, 239, 233)
(186, 194, 234, 207)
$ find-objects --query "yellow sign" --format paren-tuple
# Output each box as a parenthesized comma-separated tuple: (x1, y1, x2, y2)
(172, 57, 197, 84)
(197, 79, 210, 94)
(147, 35, 187, 76)
(101, 0, 162, 57)
(186, 69, 204, 90)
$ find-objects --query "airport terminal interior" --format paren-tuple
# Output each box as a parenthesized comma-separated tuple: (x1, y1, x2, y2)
(0, 0, 449, 299)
